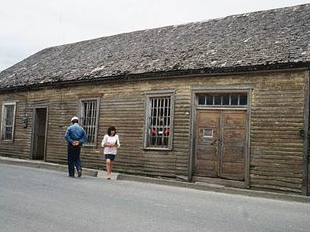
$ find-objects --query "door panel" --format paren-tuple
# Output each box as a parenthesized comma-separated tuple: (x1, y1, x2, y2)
(195, 109, 247, 181)
(221, 147, 244, 161)
(195, 111, 220, 177)
(220, 111, 246, 180)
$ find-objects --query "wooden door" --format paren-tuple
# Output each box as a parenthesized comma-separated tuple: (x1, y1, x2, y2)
(195, 109, 246, 181)
(32, 108, 47, 160)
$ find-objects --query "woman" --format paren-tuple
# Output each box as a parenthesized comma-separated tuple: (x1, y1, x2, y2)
(101, 126, 120, 179)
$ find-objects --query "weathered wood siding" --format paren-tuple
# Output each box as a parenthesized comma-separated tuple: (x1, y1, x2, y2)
(191, 70, 306, 193)
(0, 92, 32, 159)
(0, 70, 307, 193)
(249, 72, 306, 193)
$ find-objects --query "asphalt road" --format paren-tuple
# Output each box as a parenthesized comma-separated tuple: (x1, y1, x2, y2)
(0, 163, 310, 232)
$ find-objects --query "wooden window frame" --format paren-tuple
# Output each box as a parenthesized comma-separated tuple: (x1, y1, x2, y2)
(143, 90, 175, 150)
(1, 102, 17, 141)
(78, 98, 100, 147)
(197, 93, 248, 107)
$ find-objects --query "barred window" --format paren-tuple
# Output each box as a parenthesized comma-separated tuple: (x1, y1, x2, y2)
(144, 91, 174, 150)
(79, 99, 99, 145)
(1, 103, 16, 141)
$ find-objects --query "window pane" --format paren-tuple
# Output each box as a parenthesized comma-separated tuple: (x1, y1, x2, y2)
(223, 95, 229, 105)
(5, 105, 14, 126)
(5, 127, 12, 140)
(214, 95, 221, 105)
(231, 95, 238, 105)
(240, 94, 247, 105)
(206, 95, 213, 105)
(198, 96, 205, 105)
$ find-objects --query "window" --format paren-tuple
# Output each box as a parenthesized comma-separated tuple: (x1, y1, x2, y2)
(1, 102, 16, 141)
(79, 99, 99, 145)
(144, 91, 174, 149)
(198, 93, 248, 107)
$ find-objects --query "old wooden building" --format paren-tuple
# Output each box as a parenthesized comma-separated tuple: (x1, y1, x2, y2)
(1, 4, 310, 195)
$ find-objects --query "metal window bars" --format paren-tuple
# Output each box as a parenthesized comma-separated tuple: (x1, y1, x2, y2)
(81, 100, 97, 145)
(149, 97, 171, 147)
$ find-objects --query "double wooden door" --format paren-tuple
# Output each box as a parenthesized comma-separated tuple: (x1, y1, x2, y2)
(195, 109, 247, 181)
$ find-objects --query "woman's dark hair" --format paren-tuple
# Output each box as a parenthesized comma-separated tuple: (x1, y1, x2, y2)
(107, 126, 116, 136)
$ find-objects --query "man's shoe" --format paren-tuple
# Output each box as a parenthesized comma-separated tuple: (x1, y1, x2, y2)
(78, 170, 82, 177)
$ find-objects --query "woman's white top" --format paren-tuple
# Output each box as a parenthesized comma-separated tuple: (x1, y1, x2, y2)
(101, 134, 120, 155)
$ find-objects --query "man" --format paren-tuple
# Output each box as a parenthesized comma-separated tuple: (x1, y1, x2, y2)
(65, 116, 88, 177)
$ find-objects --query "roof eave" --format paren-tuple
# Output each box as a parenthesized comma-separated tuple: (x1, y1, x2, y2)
(0, 62, 309, 93)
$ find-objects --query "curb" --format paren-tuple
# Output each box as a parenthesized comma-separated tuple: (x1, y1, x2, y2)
(0, 156, 98, 177)
(117, 173, 310, 204)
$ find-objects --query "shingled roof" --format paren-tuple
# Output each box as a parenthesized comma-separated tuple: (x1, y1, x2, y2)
(1, 3, 310, 91)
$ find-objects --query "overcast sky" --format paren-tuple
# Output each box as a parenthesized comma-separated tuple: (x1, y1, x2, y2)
(0, 0, 309, 71)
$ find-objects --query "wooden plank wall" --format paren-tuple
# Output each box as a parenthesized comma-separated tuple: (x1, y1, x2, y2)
(0, 92, 31, 159)
(41, 80, 191, 179)
(0, 70, 307, 193)
(249, 73, 306, 193)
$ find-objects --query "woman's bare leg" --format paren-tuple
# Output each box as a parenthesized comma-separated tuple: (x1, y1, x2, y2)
(106, 159, 111, 179)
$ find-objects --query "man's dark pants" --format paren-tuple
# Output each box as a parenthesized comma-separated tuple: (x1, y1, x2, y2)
(67, 144, 82, 177)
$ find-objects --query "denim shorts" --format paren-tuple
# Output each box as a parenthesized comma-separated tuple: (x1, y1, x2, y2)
(105, 154, 116, 161)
